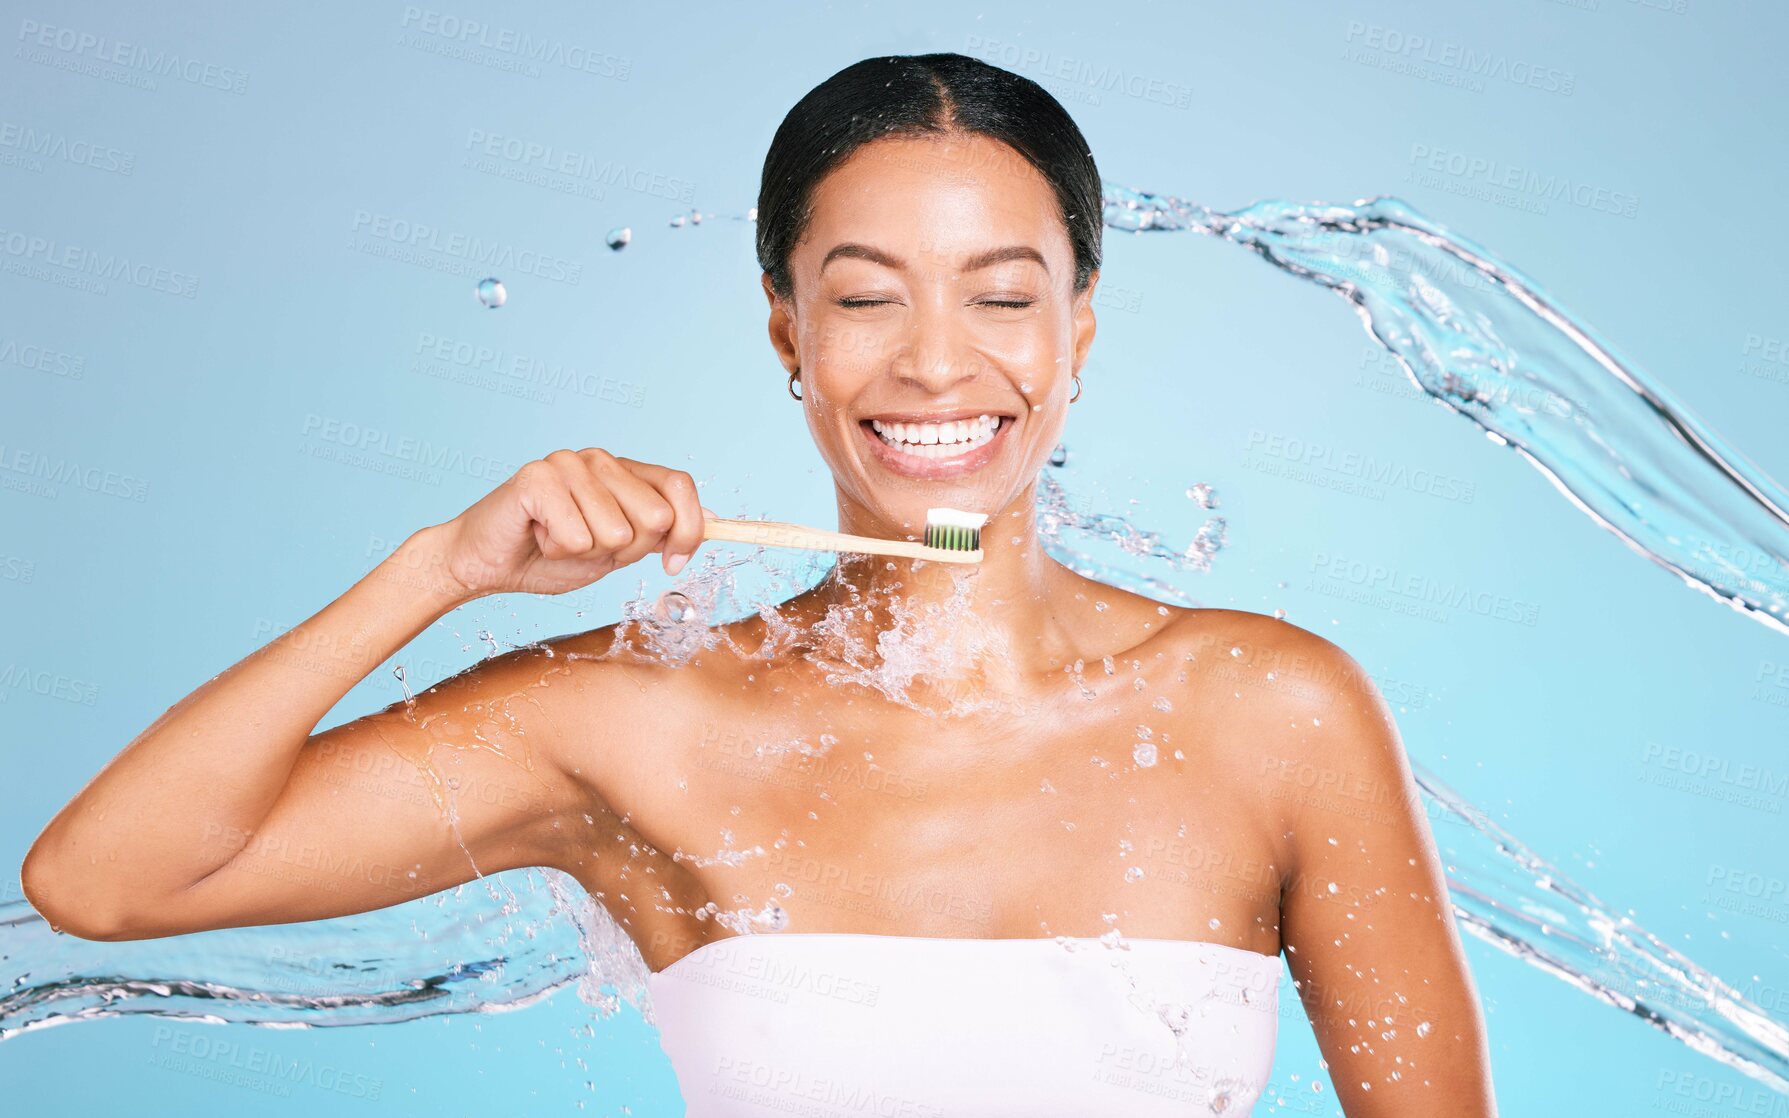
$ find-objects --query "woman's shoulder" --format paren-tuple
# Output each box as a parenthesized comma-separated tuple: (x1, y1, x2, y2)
(1162, 604, 1351, 661)
(1159, 606, 1389, 724)
(532, 611, 802, 730)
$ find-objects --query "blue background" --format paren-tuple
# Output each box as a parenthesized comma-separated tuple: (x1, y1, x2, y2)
(4, 0, 1786, 1113)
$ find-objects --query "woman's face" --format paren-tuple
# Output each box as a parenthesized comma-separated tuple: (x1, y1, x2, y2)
(764, 131, 1098, 537)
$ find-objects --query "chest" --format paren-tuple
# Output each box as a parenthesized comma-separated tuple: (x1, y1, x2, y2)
(591, 662, 1288, 968)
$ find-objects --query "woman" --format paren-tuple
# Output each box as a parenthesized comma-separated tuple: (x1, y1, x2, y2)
(22, 53, 1495, 1116)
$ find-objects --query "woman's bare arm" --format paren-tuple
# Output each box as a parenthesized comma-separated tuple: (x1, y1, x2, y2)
(20, 525, 586, 939)
(1271, 629, 1497, 1116)
(21, 448, 710, 941)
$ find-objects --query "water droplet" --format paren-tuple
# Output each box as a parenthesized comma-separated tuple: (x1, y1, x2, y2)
(606, 227, 631, 251)
(1208, 916, 1222, 930)
(1416, 1020, 1432, 1038)
(1185, 482, 1219, 509)
(475, 277, 507, 308)
(656, 591, 696, 624)
(670, 214, 686, 227)
(1124, 866, 1145, 883)
(747, 206, 758, 222)
(1133, 742, 1158, 768)
(1049, 444, 1068, 467)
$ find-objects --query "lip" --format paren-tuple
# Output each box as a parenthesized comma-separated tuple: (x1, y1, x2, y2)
(862, 409, 1016, 424)
(858, 414, 1014, 480)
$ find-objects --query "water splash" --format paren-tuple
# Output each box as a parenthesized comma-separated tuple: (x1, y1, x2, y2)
(6, 185, 1786, 1102)
(1104, 185, 1789, 636)
(1417, 764, 1789, 1092)
(0, 870, 604, 1039)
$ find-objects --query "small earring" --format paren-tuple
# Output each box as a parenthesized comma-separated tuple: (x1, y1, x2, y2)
(788, 368, 803, 401)
(1069, 373, 1083, 403)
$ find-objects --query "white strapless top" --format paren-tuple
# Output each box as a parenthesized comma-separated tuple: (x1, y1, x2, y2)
(646, 932, 1284, 1117)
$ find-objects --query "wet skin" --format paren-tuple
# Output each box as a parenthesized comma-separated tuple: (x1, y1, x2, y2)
(541, 132, 1494, 1113)
(48, 130, 1494, 1115)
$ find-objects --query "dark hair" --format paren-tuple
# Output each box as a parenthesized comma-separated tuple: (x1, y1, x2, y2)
(755, 52, 1103, 303)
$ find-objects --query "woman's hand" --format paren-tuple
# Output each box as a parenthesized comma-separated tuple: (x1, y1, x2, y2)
(438, 448, 709, 600)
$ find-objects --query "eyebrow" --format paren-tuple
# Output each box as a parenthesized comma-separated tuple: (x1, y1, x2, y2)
(820, 242, 1049, 275)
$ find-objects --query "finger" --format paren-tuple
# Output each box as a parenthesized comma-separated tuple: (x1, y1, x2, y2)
(546, 449, 633, 560)
(623, 462, 705, 574)
(516, 459, 595, 560)
(580, 451, 677, 569)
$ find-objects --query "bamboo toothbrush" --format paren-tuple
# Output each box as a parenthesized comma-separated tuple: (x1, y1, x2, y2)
(701, 506, 989, 564)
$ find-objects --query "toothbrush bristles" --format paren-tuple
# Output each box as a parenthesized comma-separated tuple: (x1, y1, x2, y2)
(923, 507, 989, 553)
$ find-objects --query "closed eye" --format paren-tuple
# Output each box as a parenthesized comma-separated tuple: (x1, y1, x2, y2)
(835, 298, 1035, 309)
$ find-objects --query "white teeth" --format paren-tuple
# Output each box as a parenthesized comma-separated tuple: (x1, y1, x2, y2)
(869, 414, 1003, 458)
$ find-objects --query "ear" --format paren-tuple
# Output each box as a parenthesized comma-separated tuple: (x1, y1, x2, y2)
(1072, 268, 1100, 374)
(762, 272, 799, 376)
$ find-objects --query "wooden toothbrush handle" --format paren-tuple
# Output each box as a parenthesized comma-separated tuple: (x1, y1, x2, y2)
(700, 516, 980, 563)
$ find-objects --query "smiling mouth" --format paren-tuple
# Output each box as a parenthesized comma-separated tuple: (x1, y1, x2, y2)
(865, 414, 1006, 456)
(857, 412, 1016, 477)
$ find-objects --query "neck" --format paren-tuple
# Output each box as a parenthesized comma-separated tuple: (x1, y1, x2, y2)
(808, 481, 1083, 687)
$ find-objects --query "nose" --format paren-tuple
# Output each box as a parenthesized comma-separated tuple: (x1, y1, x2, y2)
(890, 294, 985, 395)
